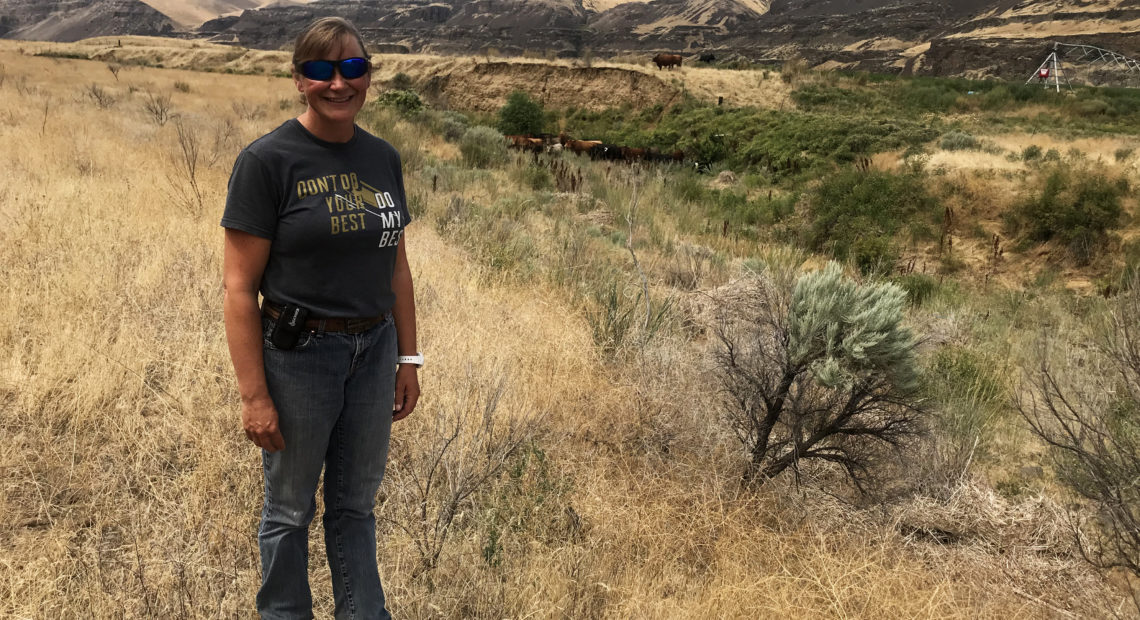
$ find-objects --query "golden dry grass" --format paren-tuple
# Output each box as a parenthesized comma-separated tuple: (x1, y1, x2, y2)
(0, 44, 1134, 618)
(3, 37, 795, 112)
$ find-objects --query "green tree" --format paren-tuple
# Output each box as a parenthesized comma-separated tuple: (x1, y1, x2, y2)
(714, 262, 925, 489)
(497, 90, 544, 136)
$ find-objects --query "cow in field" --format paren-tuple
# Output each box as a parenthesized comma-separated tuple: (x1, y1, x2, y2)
(652, 53, 682, 70)
(565, 139, 602, 156)
(591, 144, 624, 161)
(620, 146, 646, 162)
(698, 53, 715, 63)
(505, 135, 544, 152)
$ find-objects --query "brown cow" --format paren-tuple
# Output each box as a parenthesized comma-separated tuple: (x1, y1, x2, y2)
(653, 53, 682, 70)
(565, 139, 602, 156)
(619, 146, 646, 162)
(505, 135, 544, 152)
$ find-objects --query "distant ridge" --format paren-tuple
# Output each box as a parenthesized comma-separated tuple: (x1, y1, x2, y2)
(135, 0, 318, 29)
(2, 0, 1137, 82)
(0, 0, 174, 42)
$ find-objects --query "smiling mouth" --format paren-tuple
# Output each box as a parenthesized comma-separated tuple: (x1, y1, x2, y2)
(324, 95, 354, 104)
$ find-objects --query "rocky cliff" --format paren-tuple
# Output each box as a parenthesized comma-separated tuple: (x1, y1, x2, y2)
(3, 0, 1138, 82)
(192, 0, 1138, 80)
(0, 0, 174, 41)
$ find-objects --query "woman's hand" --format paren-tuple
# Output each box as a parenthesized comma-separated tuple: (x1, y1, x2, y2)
(390, 235, 419, 423)
(393, 365, 419, 421)
(243, 396, 286, 452)
(223, 229, 279, 451)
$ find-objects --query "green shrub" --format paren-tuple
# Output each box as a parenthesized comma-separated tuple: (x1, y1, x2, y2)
(806, 170, 940, 273)
(894, 273, 939, 307)
(669, 172, 706, 203)
(1071, 98, 1112, 117)
(34, 49, 87, 60)
(690, 133, 730, 164)
(460, 125, 508, 168)
(1124, 241, 1140, 289)
(389, 72, 414, 91)
(498, 90, 545, 136)
(924, 347, 1008, 468)
(791, 84, 879, 111)
(564, 101, 936, 176)
(438, 110, 469, 141)
(377, 89, 424, 116)
(1005, 167, 1127, 265)
(585, 277, 671, 357)
(1021, 144, 1042, 161)
(714, 262, 924, 487)
(1115, 147, 1134, 162)
(511, 164, 553, 191)
(940, 130, 980, 151)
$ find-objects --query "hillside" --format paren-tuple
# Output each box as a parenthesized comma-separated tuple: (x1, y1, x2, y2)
(4, 0, 1139, 81)
(194, 0, 1140, 80)
(136, 0, 318, 29)
(0, 0, 174, 41)
(12, 36, 794, 109)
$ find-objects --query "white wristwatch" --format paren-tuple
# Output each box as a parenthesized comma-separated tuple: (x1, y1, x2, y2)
(397, 353, 424, 368)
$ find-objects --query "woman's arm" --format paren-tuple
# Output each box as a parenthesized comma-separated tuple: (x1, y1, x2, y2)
(391, 233, 420, 421)
(223, 228, 285, 452)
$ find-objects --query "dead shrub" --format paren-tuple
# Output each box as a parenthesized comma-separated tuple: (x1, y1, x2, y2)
(85, 83, 115, 109)
(142, 91, 172, 125)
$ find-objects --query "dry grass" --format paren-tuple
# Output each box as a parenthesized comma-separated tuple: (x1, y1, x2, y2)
(3, 38, 794, 113)
(0, 44, 1134, 618)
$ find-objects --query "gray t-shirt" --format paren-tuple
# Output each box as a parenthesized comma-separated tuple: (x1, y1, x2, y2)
(221, 119, 410, 318)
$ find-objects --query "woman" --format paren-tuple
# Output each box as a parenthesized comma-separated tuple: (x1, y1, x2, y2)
(221, 17, 419, 618)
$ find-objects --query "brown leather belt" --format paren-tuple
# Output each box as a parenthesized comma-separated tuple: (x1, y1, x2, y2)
(262, 301, 387, 334)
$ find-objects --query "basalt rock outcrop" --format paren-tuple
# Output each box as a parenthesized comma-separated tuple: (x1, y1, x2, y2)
(4, 0, 1139, 82)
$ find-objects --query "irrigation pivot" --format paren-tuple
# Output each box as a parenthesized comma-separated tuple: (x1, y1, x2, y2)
(1027, 49, 1070, 92)
(1028, 42, 1140, 90)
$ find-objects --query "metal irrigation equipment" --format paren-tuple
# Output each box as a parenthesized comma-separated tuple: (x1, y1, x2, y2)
(1028, 42, 1140, 91)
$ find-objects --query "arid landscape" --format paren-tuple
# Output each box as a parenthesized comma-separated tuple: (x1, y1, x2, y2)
(4, 0, 1140, 83)
(1, 34, 1140, 618)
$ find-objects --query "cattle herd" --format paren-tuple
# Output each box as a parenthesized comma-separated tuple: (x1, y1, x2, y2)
(499, 51, 723, 168)
(506, 133, 686, 165)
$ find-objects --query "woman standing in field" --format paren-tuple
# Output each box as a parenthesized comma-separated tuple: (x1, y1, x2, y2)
(221, 17, 420, 619)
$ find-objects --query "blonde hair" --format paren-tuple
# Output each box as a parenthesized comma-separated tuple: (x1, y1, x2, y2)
(292, 17, 370, 69)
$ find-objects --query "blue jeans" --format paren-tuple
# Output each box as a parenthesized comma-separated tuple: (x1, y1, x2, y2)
(257, 316, 396, 620)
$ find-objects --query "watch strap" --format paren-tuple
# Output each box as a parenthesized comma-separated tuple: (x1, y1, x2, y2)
(397, 353, 424, 367)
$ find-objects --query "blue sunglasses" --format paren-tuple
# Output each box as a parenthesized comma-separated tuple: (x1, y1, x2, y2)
(296, 57, 370, 81)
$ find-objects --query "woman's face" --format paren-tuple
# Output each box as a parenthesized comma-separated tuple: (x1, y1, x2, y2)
(294, 35, 371, 127)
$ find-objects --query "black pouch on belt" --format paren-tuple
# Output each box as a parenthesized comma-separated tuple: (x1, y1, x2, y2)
(271, 304, 309, 350)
